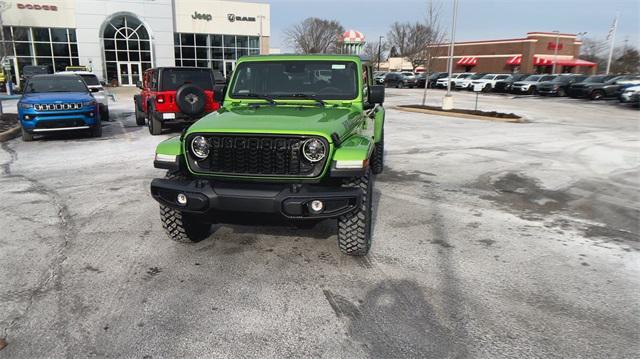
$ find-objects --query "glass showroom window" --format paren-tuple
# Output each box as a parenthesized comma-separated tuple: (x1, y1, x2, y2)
(0, 26, 79, 74)
(102, 15, 152, 85)
(174, 33, 260, 77)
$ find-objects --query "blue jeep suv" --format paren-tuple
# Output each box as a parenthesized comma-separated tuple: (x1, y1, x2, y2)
(18, 74, 102, 141)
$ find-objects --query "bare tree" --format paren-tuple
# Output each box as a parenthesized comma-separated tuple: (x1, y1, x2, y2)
(580, 37, 608, 70)
(362, 41, 389, 69)
(386, 22, 410, 56)
(285, 17, 344, 54)
(420, 1, 447, 106)
(612, 47, 640, 73)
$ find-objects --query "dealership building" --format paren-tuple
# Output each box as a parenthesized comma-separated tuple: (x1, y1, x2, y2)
(0, 0, 270, 86)
(428, 32, 596, 74)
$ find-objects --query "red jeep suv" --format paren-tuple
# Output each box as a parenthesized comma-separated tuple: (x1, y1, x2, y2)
(134, 67, 221, 135)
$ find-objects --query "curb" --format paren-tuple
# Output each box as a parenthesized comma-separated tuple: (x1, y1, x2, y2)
(0, 125, 21, 142)
(394, 106, 525, 123)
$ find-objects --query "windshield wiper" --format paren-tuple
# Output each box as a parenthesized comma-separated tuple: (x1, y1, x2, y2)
(242, 93, 276, 105)
(286, 93, 326, 107)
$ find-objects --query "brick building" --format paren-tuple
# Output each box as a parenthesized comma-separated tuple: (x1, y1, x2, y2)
(428, 32, 596, 75)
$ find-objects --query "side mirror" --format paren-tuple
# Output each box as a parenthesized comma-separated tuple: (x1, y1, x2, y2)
(369, 85, 385, 105)
(136, 81, 143, 89)
(100, 80, 106, 86)
(214, 85, 226, 103)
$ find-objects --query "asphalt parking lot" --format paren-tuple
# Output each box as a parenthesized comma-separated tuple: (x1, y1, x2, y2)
(1, 88, 638, 358)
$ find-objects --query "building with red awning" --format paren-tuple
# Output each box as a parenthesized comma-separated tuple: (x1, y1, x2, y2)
(427, 32, 596, 75)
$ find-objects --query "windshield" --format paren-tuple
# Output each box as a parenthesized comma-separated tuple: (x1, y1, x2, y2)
(480, 74, 495, 80)
(523, 75, 541, 82)
(458, 74, 472, 79)
(79, 74, 100, 86)
(160, 68, 214, 91)
(24, 76, 88, 93)
(231, 61, 358, 100)
(583, 76, 609, 83)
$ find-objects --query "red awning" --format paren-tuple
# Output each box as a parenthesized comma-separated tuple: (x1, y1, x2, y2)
(533, 56, 553, 66)
(506, 55, 522, 65)
(456, 57, 478, 66)
(556, 59, 597, 67)
(534, 56, 597, 67)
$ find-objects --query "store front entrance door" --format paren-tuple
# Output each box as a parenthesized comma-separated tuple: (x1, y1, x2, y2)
(117, 62, 142, 86)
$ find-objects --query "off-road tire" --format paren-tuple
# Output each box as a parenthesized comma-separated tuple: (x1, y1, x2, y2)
(371, 130, 384, 175)
(148, 104, 162, 135)
(90, 122, 102, 137)
(21, 127, 33, 142)
(134, 95, 146, 126)
(337, 171, 373, 256)
(159, 172, 211, 243)
(135, 107, 146, 126)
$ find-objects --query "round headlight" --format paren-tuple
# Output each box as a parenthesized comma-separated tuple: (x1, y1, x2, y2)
(191, 136, 210, 159)
(302, 138, 326, 163)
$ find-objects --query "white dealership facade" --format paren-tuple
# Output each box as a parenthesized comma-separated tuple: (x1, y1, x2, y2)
(0, 0, 270, 85)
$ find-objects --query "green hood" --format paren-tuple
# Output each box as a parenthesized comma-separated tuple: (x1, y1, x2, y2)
(187, 104, 362, 142)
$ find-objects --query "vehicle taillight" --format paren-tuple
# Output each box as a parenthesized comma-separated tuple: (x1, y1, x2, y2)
(156, 95, 165, 104)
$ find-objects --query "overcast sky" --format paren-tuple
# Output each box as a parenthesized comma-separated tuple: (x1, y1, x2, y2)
(261, 0, 639, 53)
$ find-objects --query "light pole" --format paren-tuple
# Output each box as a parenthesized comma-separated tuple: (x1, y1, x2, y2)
(551, 30, 559, 74)
(442, 0, 458, 110)
(376, 36, 383, 71)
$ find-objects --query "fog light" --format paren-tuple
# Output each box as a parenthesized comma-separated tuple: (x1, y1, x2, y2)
(89, 112, 94, 117)
(24, 115, 32, 120)
(177, 193, 188, 205)
(309, 200, 324, 214)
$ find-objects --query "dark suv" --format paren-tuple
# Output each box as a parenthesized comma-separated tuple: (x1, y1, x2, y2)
(567, 75, 618, 99)
(537, 74, 587, 96)
(134, 67, 221, 135)
(494, 73, 530, 93)
(570, 75, 640, 100)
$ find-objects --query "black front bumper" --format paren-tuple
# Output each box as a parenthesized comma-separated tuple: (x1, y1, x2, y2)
(150, 178, 362, 219)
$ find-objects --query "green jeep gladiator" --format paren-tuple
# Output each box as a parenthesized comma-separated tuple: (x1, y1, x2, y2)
(150, 54, 385, 256)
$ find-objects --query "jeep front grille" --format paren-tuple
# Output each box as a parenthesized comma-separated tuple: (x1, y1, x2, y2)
(186, 134, 329, 178)
(34, 103, 82, 111)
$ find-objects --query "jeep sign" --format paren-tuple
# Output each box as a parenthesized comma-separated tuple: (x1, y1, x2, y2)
(191, 11, 212, 21)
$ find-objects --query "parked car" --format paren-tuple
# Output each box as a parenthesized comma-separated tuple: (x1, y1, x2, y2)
(494, 73, 530, 93)
(455, 73, 487, 90)
(436, 73, 474, 89)
(384, 72, 412, 88)
(17, 74, 102, 141)
(537, 74, 587, 96)
(56, 71, 110, 120)
(150, 54, 385, 256)
(426, 72, 449, 88)
(469, 73, 512, 92)
(450, 73, 475, 90)
(511, 74, 557, 94)
(619, 85, 640, 106)
(374, 71, 387, 85)
(134, 67, 221, 135)
(416, 73, 427, 88)
(401, 72, 417, 88)
(568, 75, 640, 100)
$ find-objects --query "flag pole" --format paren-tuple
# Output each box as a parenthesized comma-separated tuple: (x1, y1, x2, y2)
(605, 13, 619, 74)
